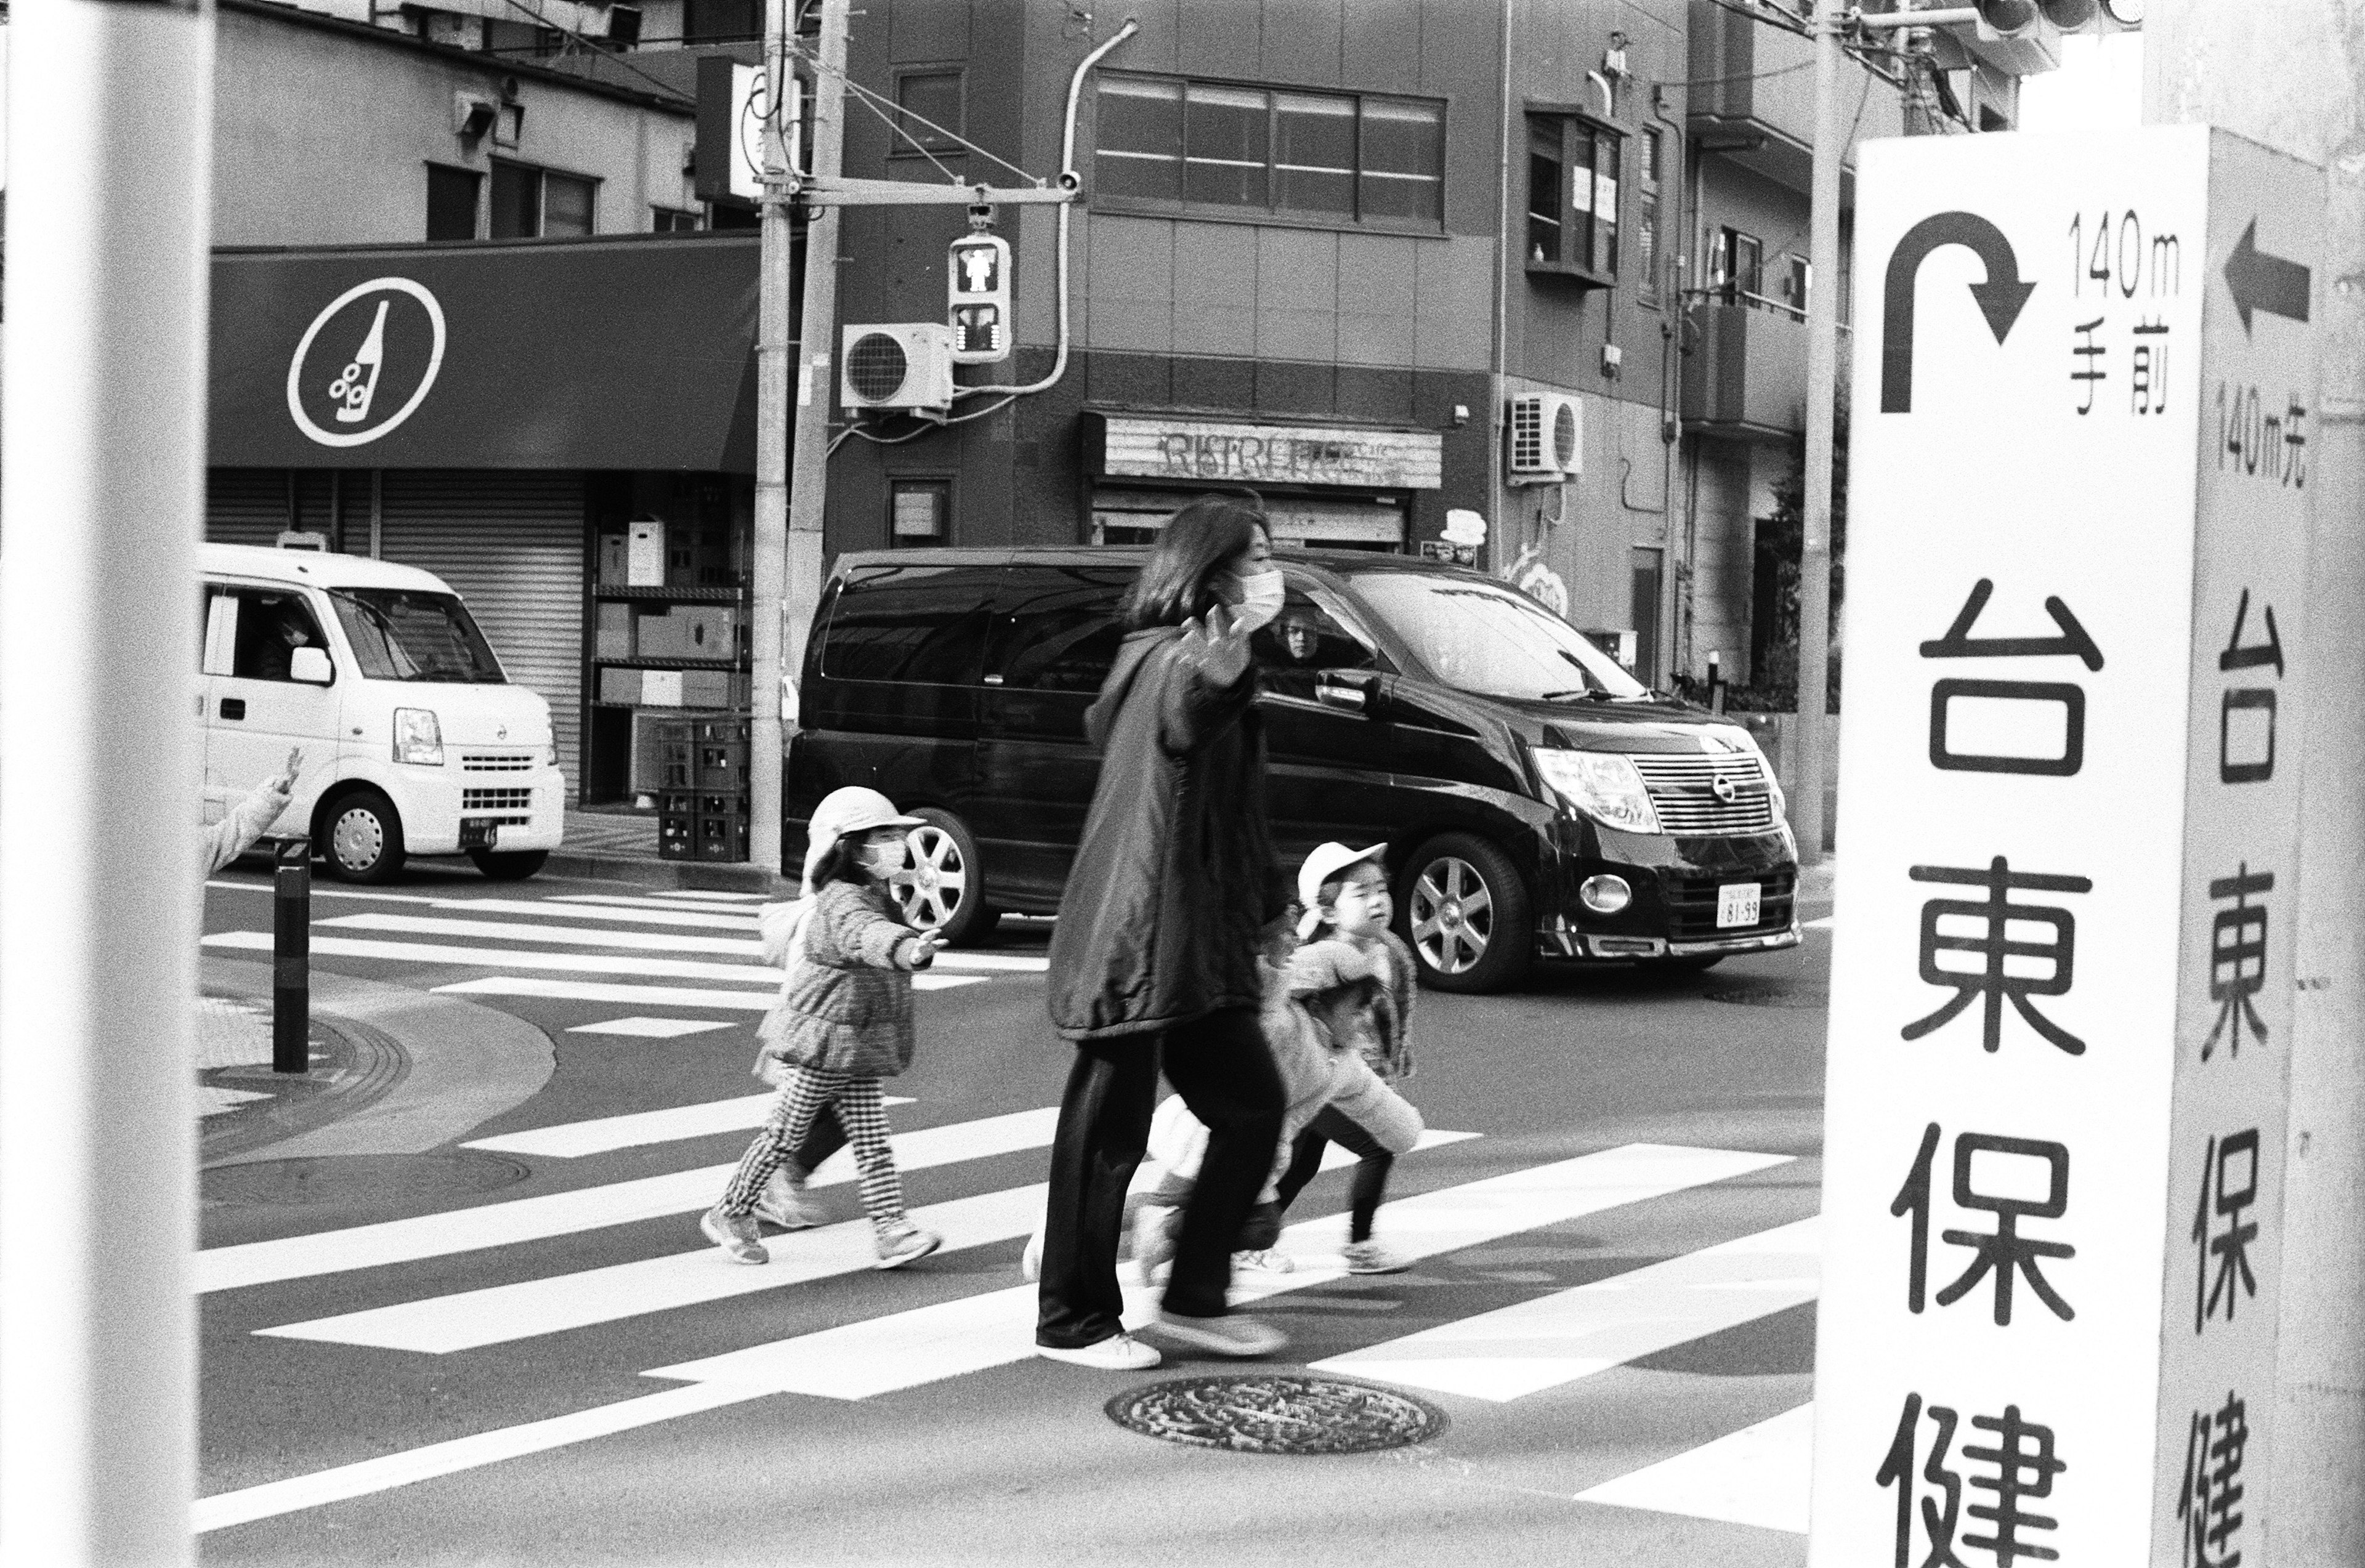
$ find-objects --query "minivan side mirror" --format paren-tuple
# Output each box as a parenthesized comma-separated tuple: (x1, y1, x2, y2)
(1314, 669, 1383, 717)
(289, 646, 334, 685)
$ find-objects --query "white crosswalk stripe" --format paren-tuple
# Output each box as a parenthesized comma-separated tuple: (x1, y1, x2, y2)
(461, 1091, 915, 1159)
(1575, 1402, 1814, 1534)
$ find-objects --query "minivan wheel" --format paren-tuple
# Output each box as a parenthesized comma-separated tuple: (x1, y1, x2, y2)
(1398, 832, 1531, 994)
(467, 849, 549, 881)
(891, 808, 997, 946)
(320, 788, 407, 884)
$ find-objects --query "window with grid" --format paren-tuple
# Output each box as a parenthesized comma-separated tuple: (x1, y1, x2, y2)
(1093, 73, 1442, 230)
(1527, 113, 1621, 280)
(1636, 126, 1662, 304)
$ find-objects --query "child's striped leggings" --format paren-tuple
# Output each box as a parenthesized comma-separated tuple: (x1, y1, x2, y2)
(721, 1067, 907, 1234)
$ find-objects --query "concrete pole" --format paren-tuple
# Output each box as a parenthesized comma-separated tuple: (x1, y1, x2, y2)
(0, 1, 214, 1562)
(1792, 0, 1847, 861)
(746, 0, 798, 875)
(750, 0, 849, 878)
(2146, 8, 2365, 1560)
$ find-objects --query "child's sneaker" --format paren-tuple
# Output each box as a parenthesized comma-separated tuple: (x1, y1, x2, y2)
(1342, 1239, 1409, 1274)
(700, 1205, 768, 1266)
(754, 1171, 825, 1231)
(873, 1222, 942, 1269)
(1232, 1248, 1295, 1274)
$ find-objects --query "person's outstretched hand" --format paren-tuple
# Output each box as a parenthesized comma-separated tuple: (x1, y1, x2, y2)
(1179, 600, 1254, 687)
(910, 927, 948, 968)
(267, 746, 304, 796)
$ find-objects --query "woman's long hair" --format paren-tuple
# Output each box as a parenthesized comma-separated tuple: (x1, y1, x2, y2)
(1122, 493, 1269, 630)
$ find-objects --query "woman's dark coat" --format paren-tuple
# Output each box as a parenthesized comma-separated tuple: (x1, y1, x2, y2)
(1046, 624, 1290, 1041)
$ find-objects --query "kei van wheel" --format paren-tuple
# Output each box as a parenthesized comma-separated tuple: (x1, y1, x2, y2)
(1397, 832, 1531, 994)
(320, 788, 407, 884)
(890, 808, 1000, 947)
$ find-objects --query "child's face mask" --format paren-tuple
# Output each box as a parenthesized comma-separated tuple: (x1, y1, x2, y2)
(855, 830, 910, 880)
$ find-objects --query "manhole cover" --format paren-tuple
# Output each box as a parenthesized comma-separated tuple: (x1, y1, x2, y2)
(202, 1152, 532, 1208)
(1106, 1374, 1447, 1455)
(1707, 984, 1830, 1009)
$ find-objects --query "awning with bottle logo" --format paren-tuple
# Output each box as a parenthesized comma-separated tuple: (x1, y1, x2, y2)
(208, 233, 760, 472)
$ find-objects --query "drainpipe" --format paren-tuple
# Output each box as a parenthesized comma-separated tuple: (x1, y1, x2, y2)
(1487, 0, 1514, 568)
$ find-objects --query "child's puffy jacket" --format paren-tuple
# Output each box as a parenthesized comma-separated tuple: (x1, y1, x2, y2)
(1282, 931, 1418, 1082)
(754, 879, 934, 1078)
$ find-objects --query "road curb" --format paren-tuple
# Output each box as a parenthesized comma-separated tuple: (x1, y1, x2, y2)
(198, 958, 557, 1169)
(540, 849, 794, 895)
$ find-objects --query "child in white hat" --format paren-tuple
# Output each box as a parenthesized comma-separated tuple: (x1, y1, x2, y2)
(703, 786, 947, 1270)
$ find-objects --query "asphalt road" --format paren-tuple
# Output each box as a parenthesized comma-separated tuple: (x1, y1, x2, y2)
(195, 857, 1833, 1567)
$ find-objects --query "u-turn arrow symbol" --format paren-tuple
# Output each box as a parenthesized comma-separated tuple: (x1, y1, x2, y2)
(1880, 212, 2037, 414)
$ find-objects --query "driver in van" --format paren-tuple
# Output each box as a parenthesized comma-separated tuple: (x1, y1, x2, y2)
(253, 604, 316, 682)
(1278, 610, 1324, 668)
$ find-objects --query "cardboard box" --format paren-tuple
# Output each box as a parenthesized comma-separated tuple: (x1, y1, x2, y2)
(639, 669, 685, 706)
(594, 602, 634, 660)
(674, 607, 736, 659)
(680, 668, 732, 708)
(597, 533, 629, 586)
(597, 666, 642, 705)
(636, 613, 686, 659)
(626, 520, 666, 587)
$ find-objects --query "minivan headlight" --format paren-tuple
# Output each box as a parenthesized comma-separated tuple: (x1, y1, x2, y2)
(394, 708, 444, 766)
(1531, 748, 1661, 835)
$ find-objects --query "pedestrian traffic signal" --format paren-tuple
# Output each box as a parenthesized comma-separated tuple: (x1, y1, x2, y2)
(947, 233, 1011, 365)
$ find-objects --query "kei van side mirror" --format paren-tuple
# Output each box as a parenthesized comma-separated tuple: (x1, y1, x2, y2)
(289, 646, 334, 685)
(1315, 669, 1383, 717)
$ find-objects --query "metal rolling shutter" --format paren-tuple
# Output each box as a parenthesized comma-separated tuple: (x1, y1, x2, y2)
(205, 469, 291, 546)
(377, 471, 587, 801)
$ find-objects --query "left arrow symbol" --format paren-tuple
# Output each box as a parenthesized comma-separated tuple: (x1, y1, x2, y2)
(1880, 211, 2036, 414)
(2222, 218, 2311, 336)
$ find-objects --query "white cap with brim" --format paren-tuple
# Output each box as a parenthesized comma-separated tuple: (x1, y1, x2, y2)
(1296, 840, 1388, 938)
(801, 785, 926, 895)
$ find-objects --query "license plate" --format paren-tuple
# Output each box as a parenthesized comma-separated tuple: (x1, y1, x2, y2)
(459, 820, 501, 850)
(1717, 882, 1761, 929)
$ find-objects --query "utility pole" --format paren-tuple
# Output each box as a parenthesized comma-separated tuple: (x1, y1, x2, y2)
(1791, 0, 1846, 863)
(750, 0, 848, 879)
(2143, 7, 2365, 1558)
(0, 1, 212, 1562)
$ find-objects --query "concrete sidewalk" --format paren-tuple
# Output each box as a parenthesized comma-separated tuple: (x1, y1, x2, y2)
(544, 807, 792, 895)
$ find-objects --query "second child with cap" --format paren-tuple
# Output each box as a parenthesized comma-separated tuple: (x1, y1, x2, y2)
(701, 786, 947, 1271)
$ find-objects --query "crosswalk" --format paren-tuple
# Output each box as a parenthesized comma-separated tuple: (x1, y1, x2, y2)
(200, 885, 1051, 1030)
(196, 1090, 1824, 1538)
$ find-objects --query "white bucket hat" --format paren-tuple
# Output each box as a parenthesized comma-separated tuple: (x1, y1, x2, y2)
(802, 786, 925, 895)
(1296, 841, 1388, 938)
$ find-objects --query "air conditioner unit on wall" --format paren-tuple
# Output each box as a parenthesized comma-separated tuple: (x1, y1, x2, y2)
(1506, 393, 1582, 483)
(840, 324, 955, 413)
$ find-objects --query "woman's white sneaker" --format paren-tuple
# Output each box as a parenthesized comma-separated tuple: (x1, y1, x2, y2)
(1037, 1332, 1163, 1370)
(1341, 1240, 1409, 1274)
(1153, 1312, 1288, 1358)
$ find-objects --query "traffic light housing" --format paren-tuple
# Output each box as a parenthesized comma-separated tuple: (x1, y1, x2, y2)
(946, 233, 1012, 365)
(1974, 0, 2140, 36)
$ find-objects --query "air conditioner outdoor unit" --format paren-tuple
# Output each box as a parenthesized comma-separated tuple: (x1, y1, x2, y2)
(1506, 392, 1582, 483)
(840, 324, 955, 413)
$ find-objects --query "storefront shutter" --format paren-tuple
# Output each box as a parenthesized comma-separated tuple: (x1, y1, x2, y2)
(377, 471, 587, 801)
(204, 469, 293, 546)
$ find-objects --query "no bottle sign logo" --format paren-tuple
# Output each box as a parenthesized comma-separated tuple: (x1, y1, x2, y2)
(284, 277, 447, 447)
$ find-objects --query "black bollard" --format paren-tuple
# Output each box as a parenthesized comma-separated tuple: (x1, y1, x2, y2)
(273, 836, 310, 1075)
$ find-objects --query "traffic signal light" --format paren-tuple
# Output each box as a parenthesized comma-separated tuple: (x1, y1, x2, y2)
(1975, 0, 2140, 35)
(946, 232, 1011, 365)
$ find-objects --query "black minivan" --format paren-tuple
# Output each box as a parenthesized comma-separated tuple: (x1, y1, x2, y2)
(785, 546, 1800, 993)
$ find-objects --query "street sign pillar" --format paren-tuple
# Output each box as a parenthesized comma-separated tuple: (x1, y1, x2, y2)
(1810, 126, 2322, 1564)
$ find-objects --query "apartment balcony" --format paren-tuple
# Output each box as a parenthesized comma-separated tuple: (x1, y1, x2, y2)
(1685, 1, 1904, 196)
(1681, 296, 1820, 441)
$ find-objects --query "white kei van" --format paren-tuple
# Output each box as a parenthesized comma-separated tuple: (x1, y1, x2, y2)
(198, 543, 567, 883)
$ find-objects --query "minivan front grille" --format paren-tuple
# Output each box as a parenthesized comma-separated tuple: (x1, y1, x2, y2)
(1663, 869, 1797, 941)
(1629, 754, 1778, 835)
(461, 787, 535, 812)
(461, 752, 536, 772)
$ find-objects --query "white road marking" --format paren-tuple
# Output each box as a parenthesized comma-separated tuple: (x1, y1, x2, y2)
(196, 1107, 1060, 1293)
(195, 1383, 761, 1534)
(1575, 1402, 1814, 1535)
(1310, 1218, 1821, 1401)
(205, 881, 447, 905)
(259, 1184, 1053, 1353)
(433, 974, 984, 1008)
(647, 891, 770, 902)
(431, 897, 758, 930)
(461, 1091, 912, 1159)
(256, 1135, 1473, 1354)
(1803, 915, 1835, 931)
(206, 931, 787, 987)
(560, 1017, 735, 1040)
(323, 912, 766, 955)
(549, 894, 769, 914)
(647, 1142, 1792, 1401)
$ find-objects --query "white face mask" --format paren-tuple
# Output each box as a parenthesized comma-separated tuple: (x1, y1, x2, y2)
(1232, 568, 1287, 632)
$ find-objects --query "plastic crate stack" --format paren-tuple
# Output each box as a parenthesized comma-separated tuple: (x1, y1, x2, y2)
(656, 717, 751, 861)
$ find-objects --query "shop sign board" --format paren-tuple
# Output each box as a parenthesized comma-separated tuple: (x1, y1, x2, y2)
(1810, 126, 2321, 1567)
(1089, 414, 1443, 490)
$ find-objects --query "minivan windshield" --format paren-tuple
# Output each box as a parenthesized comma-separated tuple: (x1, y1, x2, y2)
(1344, 572, 1650, 701)
(329, 588, 506, 683)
